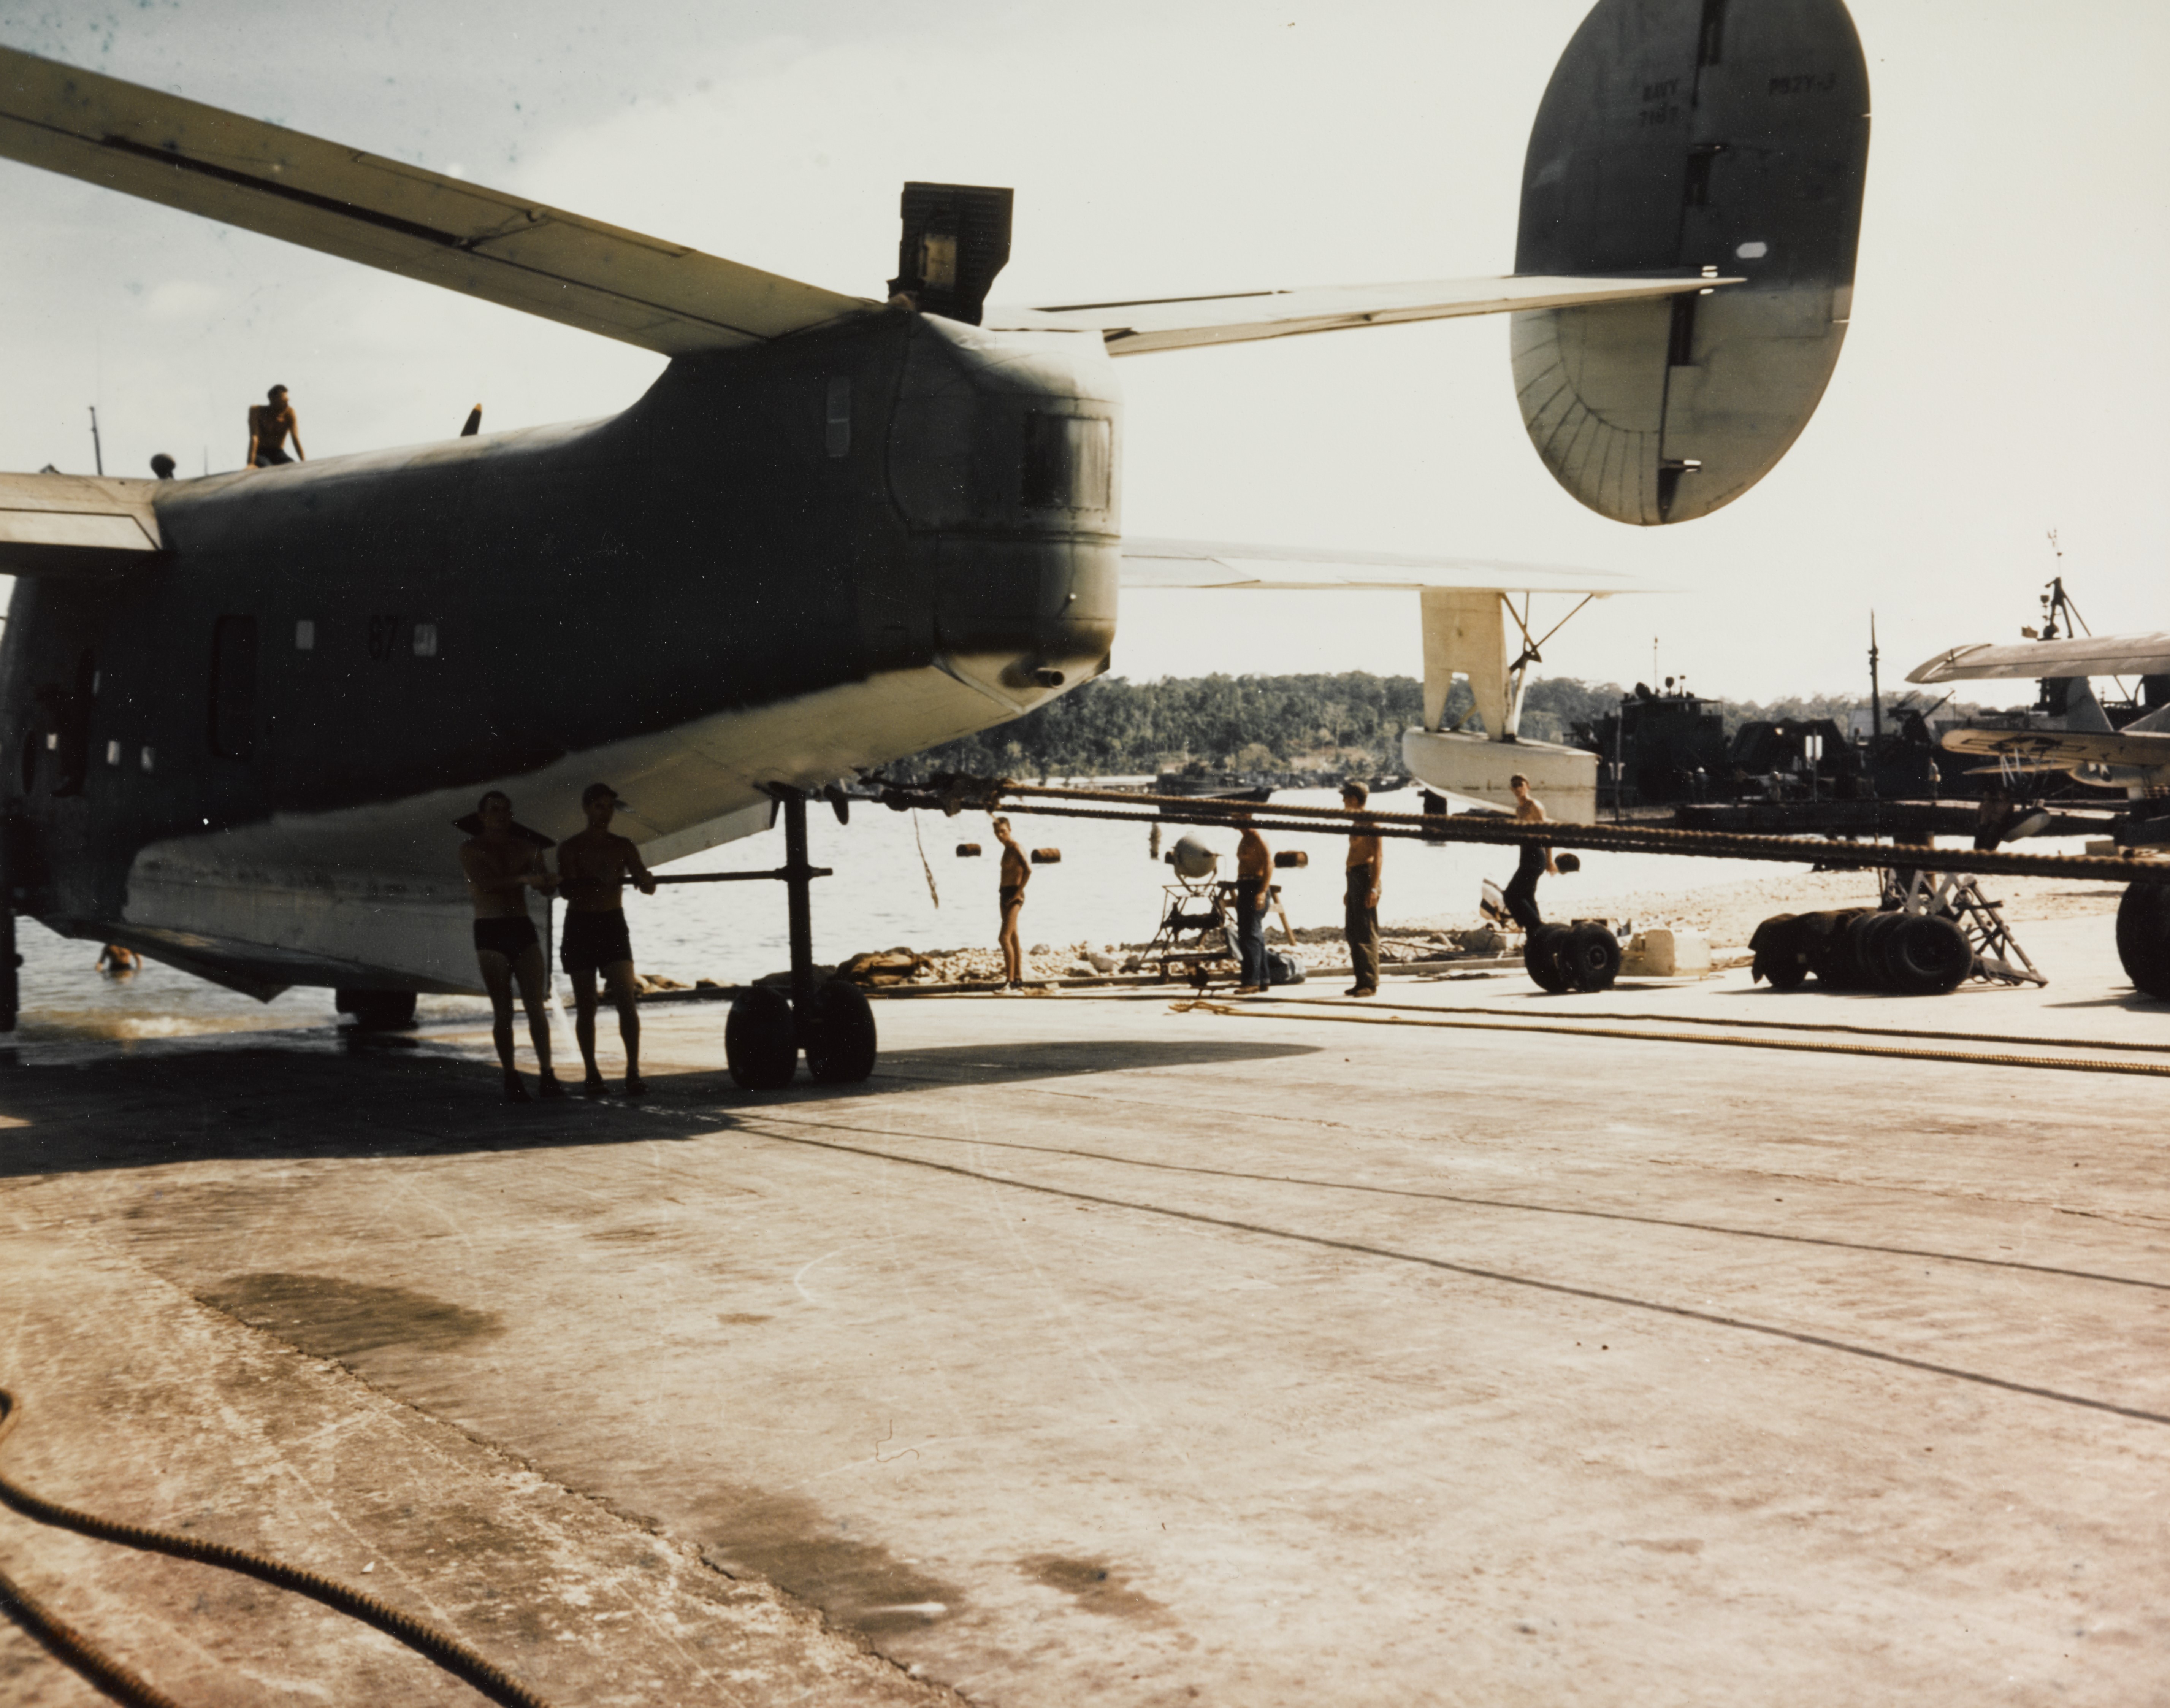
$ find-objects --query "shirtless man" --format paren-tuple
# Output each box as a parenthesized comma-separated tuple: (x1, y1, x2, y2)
(246, 385, 305, 468)
(459, 790, 562, 1102)
(556, 782, 657, 1096)
(1342, 780, 1383, 997)
(1503, 772, 1557, 933)
(1231, 814, 1272, 994)
(993, 816, 1030, 989)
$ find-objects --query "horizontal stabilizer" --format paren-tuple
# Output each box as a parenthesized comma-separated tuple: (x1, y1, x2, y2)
(1120, 538, 1639, 595)
(0, 472, 165, 575)
(1939, 725, 2170, 772)
(991, 274, 1729, 357)
(0, 46, 874, 357)
(1909, 635, 2170, 684)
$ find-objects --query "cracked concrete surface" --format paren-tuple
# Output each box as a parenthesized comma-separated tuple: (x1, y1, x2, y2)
(2, 909, 2167, 1704)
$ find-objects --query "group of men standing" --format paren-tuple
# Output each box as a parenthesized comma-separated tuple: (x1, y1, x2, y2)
(459, 784, 656, 1103)
(1206, 772, 1552, 1000)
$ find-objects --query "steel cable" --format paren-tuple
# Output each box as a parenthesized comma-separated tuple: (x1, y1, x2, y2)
(1171, 999, 2170, 1078)
(0, 1389, 555, 1708)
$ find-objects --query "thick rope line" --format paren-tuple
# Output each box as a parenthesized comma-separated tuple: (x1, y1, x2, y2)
(0, 1391, 555, 1708)
(1172, 998, 2170, 1079)
(957, 780, 2170, 886)
(730, 1123, 2170, 1429)
(0, 1567, 185, 1708)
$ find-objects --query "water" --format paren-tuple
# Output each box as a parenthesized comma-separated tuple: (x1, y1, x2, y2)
(16, 788, 1870, 1040)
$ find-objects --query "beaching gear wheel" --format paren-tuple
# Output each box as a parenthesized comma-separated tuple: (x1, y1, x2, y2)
(805, 980, 878, 1084)
(726, 986, 797, 1090)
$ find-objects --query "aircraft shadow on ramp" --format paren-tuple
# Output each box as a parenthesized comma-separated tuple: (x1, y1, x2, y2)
(0, 1034, 1316, 1180)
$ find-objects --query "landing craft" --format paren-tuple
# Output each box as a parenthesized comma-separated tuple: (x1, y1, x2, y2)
(0, 0, 1870, 1077)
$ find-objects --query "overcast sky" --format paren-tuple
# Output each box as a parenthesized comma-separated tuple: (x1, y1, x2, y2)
(4, 0, 2165, 704)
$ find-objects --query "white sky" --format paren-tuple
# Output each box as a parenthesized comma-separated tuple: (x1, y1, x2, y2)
(4, 0, 2165, 704)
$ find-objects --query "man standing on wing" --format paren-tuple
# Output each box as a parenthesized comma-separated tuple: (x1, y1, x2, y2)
(460, 790, 562, 1102)
(1343, 780, 1382, 997)
(556, 782, 657, 1096)
(1502, 772, 1557, 933)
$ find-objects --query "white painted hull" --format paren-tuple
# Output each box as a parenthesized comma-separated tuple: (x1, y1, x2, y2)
(1401, 727, 1598, 823)
(113, 653, 1075, 998)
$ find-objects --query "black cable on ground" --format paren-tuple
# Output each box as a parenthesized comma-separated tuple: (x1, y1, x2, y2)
(0, 1389, 555, 1708)
(0, 1566, 186, 1708)
(1171, 998, 2170, 1079)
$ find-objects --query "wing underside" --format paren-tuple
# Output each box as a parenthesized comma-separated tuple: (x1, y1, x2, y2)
(1121, 537, 1636, 595)
(1909, 636, 2170, 684)
(1939, 726, 2170, 770)
(0, 473, 164, 575)
(0, 45, 874, 357)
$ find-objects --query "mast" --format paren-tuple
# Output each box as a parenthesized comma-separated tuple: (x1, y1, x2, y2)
(1868, 611, 1882, 742)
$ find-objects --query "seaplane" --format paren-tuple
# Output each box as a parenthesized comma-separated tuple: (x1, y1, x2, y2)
(0, 0, 1871, 1078)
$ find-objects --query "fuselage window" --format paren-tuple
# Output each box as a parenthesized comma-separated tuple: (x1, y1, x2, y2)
(1020, 412, 1112, 512)
(209, 615, 258, 760)
(825, 377, 851, 459)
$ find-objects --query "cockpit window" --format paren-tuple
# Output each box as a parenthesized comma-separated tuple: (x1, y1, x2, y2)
(1020, 412, 1111, 511)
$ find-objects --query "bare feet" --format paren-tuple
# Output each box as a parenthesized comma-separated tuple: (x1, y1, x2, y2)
(582, 1072, 609, 1098)
(623, 1076, 647, 1098)
(502, 1072, 530, 1103)
(538, 1070, 566, 1100)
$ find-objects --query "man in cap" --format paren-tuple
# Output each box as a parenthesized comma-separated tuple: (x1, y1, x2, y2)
(556, 782, 657, 1094)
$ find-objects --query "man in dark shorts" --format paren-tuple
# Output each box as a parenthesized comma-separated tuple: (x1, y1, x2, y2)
(992, 815, 1030, 990)
(246, 384, 305, 468)
(556, 782, 656, 1095)
(1231, 814, 1271, 994)
(1343, 780, 1382, 997)
(459, 790, 562, 1101)
(1502, 772, 1556, 933)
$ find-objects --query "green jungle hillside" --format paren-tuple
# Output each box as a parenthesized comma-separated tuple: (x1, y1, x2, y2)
(884, 672, 1975, 782)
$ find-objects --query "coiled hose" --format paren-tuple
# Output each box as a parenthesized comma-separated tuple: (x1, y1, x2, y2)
(0, 1389, 554, 1708)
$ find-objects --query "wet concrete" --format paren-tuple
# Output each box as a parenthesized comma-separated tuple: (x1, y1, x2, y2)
(2, 909, 2167, 1703)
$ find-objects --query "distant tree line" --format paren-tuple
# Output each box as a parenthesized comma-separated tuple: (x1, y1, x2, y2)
(883, 671, 1983, 782)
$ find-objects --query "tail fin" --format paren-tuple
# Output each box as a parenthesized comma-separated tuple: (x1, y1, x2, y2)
(1513, 0, 1870, 524)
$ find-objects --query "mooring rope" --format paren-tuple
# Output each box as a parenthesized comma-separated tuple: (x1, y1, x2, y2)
(0, 1389, 555, 1708)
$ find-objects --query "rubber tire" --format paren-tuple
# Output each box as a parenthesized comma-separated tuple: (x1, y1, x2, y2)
(1881, 915, 1973, 996)
(726, 986, 798, 1090)
(2116, 884, 2170, 1000)
(1560, 923, 1622, 992)
(804, 980, 878, 1084)
(1803, 909, 1866, 986)
(338, 989, 417, 1031)
(1857, 912, 1907, 991)
(1524, 924, 1574, 993)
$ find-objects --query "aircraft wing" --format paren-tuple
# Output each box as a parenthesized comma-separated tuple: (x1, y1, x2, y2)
(1909, 635, 2170, 684)
(988, 274, 1736, 357)
(1939, 725, 2170, 771)
(1120, 538, 1637, 595)
(0, 472, 165, 576)
(0, 47, 876, 357)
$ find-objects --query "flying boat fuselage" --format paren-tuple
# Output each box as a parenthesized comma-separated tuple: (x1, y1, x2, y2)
(1, 313, 1120, 995)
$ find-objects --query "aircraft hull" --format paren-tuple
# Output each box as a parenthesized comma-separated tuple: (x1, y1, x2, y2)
(2, 313, 1122, 998)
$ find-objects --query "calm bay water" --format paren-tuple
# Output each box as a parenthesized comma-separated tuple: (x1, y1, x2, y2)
(13, 787, 1854, 1043)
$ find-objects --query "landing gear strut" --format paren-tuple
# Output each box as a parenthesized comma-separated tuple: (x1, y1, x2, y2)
(723, 787, 878, 1090)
